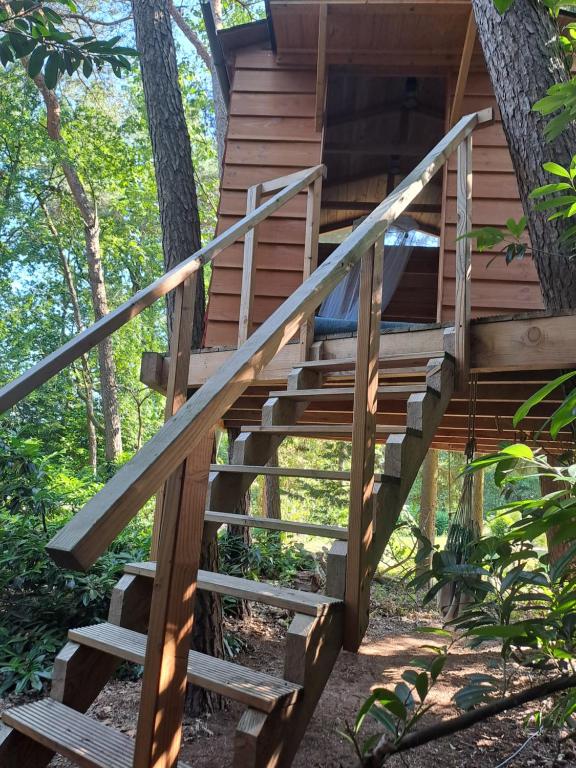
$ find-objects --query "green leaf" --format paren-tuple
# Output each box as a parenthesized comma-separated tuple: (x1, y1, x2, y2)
(493, 0, 515, 13)
(513, 371, 576, 426)
(530, 183, 572, 197)
(543, 162, 572, 179)
(27, 45, 46, 78)
(372, 688, 407, 720)
(416, 627, 452, 638)
(43, 53, 60, 90)
(500, 444, 534, 460)
(415, 672, 429, 701)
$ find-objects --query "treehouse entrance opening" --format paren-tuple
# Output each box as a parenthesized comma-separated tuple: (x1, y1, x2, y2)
(316, 71, 446, 336)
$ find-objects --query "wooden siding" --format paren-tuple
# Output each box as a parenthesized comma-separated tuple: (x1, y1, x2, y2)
(439, 67, 544, 320)
(204, 47, 322, 347)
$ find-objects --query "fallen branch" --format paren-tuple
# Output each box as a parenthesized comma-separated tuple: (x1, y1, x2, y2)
(363, 674, 576, 767)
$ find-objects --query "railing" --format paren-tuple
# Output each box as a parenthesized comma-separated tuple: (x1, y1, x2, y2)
(0, 163, 325, 415)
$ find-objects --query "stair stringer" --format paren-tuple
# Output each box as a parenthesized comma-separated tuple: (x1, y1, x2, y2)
(0, 573, 152, 767)
(370, 353, 455, 573)
(232, 536, 346, 768)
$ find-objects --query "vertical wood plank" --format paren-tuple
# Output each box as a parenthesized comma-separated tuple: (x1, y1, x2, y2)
(344, 238, 384, 652)
(450, 12, 477, 128)
(315, 4, 328, 132)
(299, 176, 323, 361)
(238, 183, 262, 346)
(455, 135, 473, 392)
(133, 430, 214, 768)
(151, 279, 196, 558)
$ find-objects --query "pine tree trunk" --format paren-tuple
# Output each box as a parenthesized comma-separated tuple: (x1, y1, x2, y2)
(417, 450, 438, 576)
(263, 447, 281, 520)
(132, 0, 205, 344)
(472, 0, 576, 309)
(131, 0, 215, 716)
(32, 79, 123, 461)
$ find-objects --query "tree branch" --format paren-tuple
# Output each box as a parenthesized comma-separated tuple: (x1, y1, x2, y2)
(364, 674, 576, 767)
(167, 0, 212, 70)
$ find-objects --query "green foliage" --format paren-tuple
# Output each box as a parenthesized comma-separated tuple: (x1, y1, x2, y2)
(0, 0, 136, 85)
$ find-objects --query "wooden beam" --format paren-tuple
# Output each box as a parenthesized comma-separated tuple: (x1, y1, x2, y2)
(322, 201, 441, 213)
(454, 135, 472, 391)
(238, 183, 262, 346)
(315, 3, 328, 132)
(345, 239, 383, 652)
(324, 144, 437, 157)
(450, 11, 477, 128)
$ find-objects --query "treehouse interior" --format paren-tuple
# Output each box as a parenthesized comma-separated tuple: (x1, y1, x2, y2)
(1, 2, 576, 768)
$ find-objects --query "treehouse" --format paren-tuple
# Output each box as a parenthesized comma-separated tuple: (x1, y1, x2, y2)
(2, 2, 576, 768)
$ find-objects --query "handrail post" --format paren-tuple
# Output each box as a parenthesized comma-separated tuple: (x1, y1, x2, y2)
(454, 135, 473, 392)
(344, 236, 384, 652)
(238, 183, 263, 346)
(300, 175, 323, 360)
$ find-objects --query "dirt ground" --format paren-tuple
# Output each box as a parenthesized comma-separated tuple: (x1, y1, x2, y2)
(1, 584, 573, 768)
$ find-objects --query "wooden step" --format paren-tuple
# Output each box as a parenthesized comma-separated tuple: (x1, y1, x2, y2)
(205, 511, 348, 540)
(297, 351, 444, 372)
(124, 564, 343, 616)
(240, 424, 406, 437)
(2, 699, 191, 768)
(210, 463, 354, 481)
(69, 623, 301, 713)
(268, 384, 426, 401)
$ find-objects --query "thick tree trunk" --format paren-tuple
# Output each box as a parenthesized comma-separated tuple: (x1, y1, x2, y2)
(31, 78, 123, 461)
(132, 0, 205, 345)
(131, 0, 214, 716)
(472, 0, 576, 309)
(417, 449, 438, 576)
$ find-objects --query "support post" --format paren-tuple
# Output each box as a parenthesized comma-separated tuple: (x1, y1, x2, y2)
(238, 183, 262, 346)
(454, 135, 472, 392)
(344, 238, 383, 652)
(450, 11, 477, 128)
(315, 3, 328, 132)
(300, 176, 323, 360)
(151, 278, 195, 557)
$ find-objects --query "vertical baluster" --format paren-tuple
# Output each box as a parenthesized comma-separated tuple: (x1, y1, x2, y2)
(300, 176, 323, 360)
(238, 183, 262, 346)
(455, 135, 473, 392)
(344, 237, 384, 652)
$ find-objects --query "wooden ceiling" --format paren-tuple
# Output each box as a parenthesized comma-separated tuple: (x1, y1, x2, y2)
(269, 1, 476, 71)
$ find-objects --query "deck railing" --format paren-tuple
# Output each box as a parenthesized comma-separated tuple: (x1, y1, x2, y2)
(0, 107, 491, 765)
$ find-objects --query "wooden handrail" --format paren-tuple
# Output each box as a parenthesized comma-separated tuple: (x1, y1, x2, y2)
(46, 109, 492, 571)
(0, 164, 325, 415)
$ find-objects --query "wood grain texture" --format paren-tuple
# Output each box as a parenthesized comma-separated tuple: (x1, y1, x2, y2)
(454, 136, 472, 391)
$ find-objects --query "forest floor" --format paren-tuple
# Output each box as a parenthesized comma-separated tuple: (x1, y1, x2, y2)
(1, 579, 572, 768)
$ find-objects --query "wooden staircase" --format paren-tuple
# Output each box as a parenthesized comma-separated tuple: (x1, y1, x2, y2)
(0, 109, 486, 767)
(0, 346, 454, 767)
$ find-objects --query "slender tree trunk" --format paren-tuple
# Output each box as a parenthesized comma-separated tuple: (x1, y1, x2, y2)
(472, 0, 576, 309)
(131, 0, 215, 716)
(132, 0, 205, 344)
(225, 426, 252, 619)
(417, 449, 438, 576)
(263, 447, 281, 520)
(28, 76, 123, 461)
(38, 198, 99, 474)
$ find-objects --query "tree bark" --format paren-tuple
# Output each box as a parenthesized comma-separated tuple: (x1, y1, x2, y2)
(131, 0, 214, 716)
(472, 466, 484, 534)
(132, 0, 205, 345)
(417, 449, 438, 576)
(30, 76, 123, 462)
(262, 446, 281, 521)
(472, 0, 576, 310)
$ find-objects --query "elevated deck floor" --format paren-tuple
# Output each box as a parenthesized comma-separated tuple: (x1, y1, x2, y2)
(141, 310, 576, 453)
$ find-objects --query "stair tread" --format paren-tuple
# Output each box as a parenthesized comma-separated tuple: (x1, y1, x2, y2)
(124, 564, 343, 616)
(269, 384, 426, 400)
(210, 464, 354, 480)
(298, 352, 444, 371)
(205, 511, 348, 540)
(2, 699, 191, 768)
(240, 424, 406, 435)
(69, 623, 301, 712)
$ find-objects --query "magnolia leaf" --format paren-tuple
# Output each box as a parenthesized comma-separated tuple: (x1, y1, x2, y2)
(513, 371, 576, 426)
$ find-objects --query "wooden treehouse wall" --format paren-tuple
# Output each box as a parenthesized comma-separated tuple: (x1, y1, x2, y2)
(439, 67, 544, 320)
(204, 47, 323, 348)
